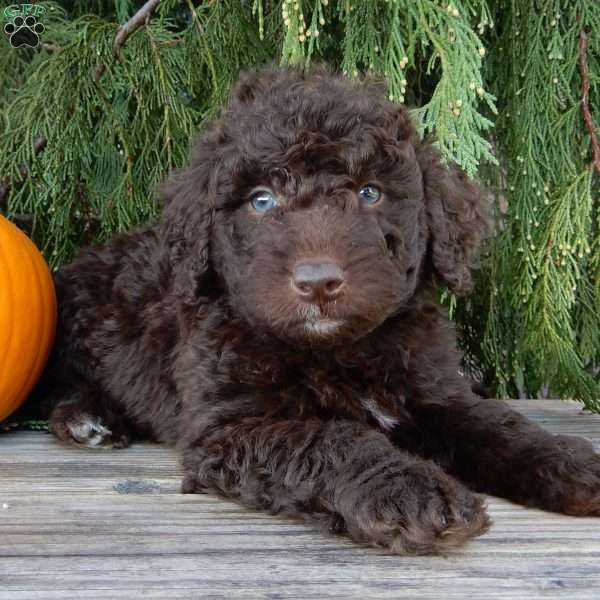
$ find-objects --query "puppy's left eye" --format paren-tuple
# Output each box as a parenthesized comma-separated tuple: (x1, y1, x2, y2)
(250, 189, 279, 213)
(357, 184, 382, 205)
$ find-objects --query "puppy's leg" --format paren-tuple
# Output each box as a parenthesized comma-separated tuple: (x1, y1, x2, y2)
(36, 305, 135, 449)
(47, 382, 133, 449)
(179, 419, 489, 554)
(410, 394, 600, 516)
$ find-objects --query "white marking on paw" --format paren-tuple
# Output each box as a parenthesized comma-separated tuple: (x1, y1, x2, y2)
(361, 398, 398, 430)
(68, 415, 113, 447)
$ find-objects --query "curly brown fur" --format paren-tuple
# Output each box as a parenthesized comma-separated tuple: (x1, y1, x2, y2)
(37, 65, 600, 555)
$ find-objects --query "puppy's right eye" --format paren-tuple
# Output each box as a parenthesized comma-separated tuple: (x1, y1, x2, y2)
(250, 189, 279, 213)
(357, 184, 382, 205)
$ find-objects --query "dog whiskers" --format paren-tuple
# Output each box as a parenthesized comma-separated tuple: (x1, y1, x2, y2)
(297, 304, 322, 320)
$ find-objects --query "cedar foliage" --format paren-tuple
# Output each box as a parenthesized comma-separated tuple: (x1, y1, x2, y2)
(0, 1, 598, 409)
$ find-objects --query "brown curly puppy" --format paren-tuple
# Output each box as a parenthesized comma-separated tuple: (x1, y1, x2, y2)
(40, 66, 600, 554)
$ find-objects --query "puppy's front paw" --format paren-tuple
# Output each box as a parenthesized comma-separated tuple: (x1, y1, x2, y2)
(336, 461, 490, 554)
(49, 400, 132, 449)
(535, 435, 600, 516)
(180, 445, 220, 494)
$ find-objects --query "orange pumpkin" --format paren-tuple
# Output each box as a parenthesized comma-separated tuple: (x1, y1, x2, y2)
(0, 215, 57, 422)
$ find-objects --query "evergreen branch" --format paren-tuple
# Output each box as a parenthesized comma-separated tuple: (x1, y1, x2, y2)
(96, 0, 162, 82)
(185, 0, 218, 94)
(579, 27, 600, 174)
(113, 0, 162, 55)
(146, 23, 173, 169)
(0, 136, 47, 203)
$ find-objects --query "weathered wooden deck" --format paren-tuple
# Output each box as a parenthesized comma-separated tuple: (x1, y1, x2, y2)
(1, 400, 599, 599)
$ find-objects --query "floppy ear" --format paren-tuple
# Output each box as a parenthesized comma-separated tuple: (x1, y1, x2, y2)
(416, 140, 489, 295)
(159, 67, 277, 304)
(159, 136, 221, 304)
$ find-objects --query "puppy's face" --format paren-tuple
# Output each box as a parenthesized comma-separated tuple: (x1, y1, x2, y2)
(162, 68, 486, 346)
(215, 164, 427, 345)
(211, 75, 427, 345)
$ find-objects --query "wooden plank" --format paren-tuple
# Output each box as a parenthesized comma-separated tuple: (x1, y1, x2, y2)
(0, 400, 599, 599)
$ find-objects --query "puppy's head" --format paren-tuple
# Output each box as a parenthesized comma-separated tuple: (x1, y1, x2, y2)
(160, 66, 488, 345)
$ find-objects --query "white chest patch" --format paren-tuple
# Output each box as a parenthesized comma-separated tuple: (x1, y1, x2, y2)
(361, 398, 398, 430)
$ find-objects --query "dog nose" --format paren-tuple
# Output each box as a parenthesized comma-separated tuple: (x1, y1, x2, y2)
(292, 260, 345, 303)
